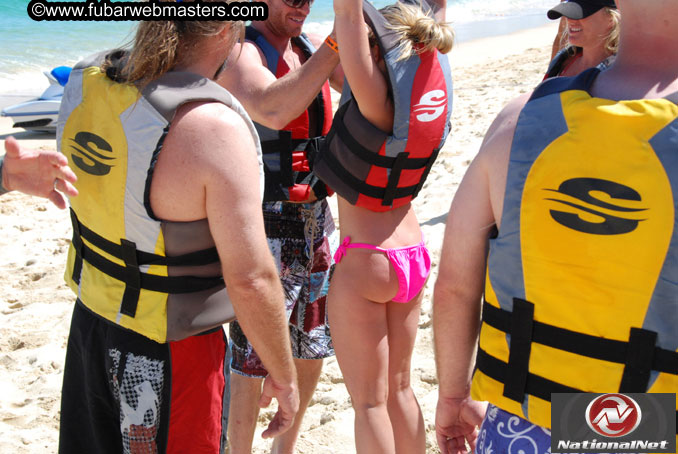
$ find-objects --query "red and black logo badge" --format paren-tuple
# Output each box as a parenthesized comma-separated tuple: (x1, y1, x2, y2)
(585, 393, 642, 437)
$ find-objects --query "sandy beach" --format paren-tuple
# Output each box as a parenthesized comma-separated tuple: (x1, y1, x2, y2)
(0, 22, 558, 453)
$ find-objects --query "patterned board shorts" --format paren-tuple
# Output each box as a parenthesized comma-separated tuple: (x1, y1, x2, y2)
(229, 199, 338, 377)
(476, 404, 636, 454)
(476, 404, 552, 454)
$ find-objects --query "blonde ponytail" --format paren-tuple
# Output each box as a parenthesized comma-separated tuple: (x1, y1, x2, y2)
(381, 2, 454, 62)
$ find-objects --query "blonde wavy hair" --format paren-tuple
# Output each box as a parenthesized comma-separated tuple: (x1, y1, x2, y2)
(380, 2, 454, 62)
(602, 7, 621, 54)
(112, 0, 243, 86)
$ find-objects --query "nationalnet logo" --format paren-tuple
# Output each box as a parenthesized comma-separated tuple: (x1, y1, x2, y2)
(552, 393, 676, 453)
(586, 394, 641, 437)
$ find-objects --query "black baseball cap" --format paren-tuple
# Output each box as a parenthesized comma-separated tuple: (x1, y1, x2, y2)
(547, 0, 616, 20)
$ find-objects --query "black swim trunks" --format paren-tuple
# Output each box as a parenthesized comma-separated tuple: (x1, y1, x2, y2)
(59, 302, 230, 454)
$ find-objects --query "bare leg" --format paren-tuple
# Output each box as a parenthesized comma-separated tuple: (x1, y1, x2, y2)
(270, 358, 324, 454)
(328, 263, 396, 454)
(386, 292, 426, 454)
(227, 373, 264, 454)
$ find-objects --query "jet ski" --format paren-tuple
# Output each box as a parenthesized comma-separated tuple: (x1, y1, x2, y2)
(1, 66, 71, 133)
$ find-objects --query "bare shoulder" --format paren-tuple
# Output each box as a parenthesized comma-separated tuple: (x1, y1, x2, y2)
(221, 40, 267, 76)
(464, 92, 530, 226)
(476, 93, 530, 166)
(169, 101, 256, 169)
(174, 101, 249, 138)
(234, 40, 267, 65)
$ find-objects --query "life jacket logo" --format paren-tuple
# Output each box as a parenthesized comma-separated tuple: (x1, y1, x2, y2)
(413, 90, 446, 122)
(543, 178, 647, 235)
(585, 393, 641, 437)
(69, 131, 115, 176)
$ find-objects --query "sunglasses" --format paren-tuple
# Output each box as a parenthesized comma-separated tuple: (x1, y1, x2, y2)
(282, 0, 314, 8)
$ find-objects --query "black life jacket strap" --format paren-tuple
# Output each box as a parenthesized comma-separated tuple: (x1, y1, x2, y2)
(619, 328, 658, 393)
(503, 298, 535, 402)
(480, 299, 678, 401)
(334, 102, 433, 170)
(382, 152, 411, 206)
(120, 238, 141, 317)
(70, 208, 219, 267)
(326, 102, 443, 206)
(477, 349, 678, 435)
(77, 235, 223, 318)
(262, 130, 294, 187)
(319, 145, 422, 202)
(476, 347, 582, 403)
(70, 209, 85, 285)
(69, 209, 223, 318)
(262, 134, 329, 197)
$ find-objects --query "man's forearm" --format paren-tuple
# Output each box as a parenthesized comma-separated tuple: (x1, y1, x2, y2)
(433, 285, 482, 399)
(253, 44, 339, 129)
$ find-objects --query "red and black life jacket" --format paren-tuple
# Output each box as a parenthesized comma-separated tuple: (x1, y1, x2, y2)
(544, 45, 581, 80)
(246, 26, 334, 202)
(312, 0, 453, 212)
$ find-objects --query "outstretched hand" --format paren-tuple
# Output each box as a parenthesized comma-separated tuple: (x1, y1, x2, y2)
(436, 396, 487, 454)
(258, 375, 300, 439)
(2, 136, 78, 209)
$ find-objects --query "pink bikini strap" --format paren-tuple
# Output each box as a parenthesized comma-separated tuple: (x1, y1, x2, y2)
(334, 236, 384, 263)
(342, 237, 385, 251)
(334, 234, 426, 264)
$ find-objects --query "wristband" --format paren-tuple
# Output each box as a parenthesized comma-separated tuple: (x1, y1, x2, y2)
(0, 156, 8, 195)
(324, 36, 339, 54)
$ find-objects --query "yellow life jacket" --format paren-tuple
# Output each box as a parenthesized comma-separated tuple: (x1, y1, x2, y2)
(472, 69, 678, 430)
(58, 51, 263, 343)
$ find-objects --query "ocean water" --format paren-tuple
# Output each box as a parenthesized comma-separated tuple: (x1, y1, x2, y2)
(0, 0, 556, 96)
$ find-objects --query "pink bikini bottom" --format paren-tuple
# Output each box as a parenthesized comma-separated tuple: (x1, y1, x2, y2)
(333, 235, 431, 303)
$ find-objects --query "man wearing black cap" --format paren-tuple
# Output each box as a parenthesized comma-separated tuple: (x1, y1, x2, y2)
(545, 0, 619, 78)
(434, 0, 678, 452)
